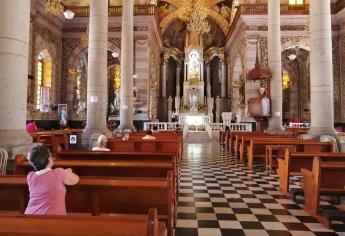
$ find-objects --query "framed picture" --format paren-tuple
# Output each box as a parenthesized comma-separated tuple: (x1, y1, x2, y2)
(69, 134, 77, 144)
(58, 104, 68, 129)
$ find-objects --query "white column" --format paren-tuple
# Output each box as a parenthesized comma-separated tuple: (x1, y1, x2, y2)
(267, 0, 284, 132)
(184, 62, 187, 81)
(0, 0, 32, 147)
(309, 0, 335, 135)
(221, 60, 227, 97)
(206, 64, 211, 97)
(161, 60, 167, 98)
(83, 0, 111, 139)
(118, 0, 135, 130)
(176, 63, 181, 97)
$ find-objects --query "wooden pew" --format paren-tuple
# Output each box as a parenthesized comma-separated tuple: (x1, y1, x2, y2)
(55, 151, 178, 192)
(106, 139, 182, 162)
(14, 157, 173, 180)
(277, 150, 345, 196)
(237, 134, 290, 161)
(247, 139, 334, 170)
(14, 156, 177, 205)
(30, 129, 83, 155)
(0, 208, 160, 236)
(226, 131, 250, 155)
(0, 174, 174, 236)
(301, 157, 345, 228)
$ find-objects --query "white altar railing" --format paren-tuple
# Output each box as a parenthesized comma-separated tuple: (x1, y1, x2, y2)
(289, 122, 311, 128)
(205, 123, 213, 138)
(209, 123, 253, 132)
(144, 122, 184, 131)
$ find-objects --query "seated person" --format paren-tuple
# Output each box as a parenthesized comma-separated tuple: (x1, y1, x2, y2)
(142, 130, 156, 140)
(26, 120, 37, 133)
(174, 124, 182, 132)
(152, 125, 159, 133)
(25, 145, 79, 215)
(92, 135, 110, 151)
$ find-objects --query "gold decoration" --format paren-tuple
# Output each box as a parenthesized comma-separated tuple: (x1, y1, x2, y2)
(80, 28, 89, 44)
(189, 77, 200, 86)
(177, 0, 210, 35)
(45, 0, 64, 15)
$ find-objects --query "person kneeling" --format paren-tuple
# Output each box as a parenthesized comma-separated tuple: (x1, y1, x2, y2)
(25, 145, 79, 215)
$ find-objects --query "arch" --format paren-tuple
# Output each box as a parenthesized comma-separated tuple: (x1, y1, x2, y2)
(160, 9, 230, 35)
(67, 40, 120, 69)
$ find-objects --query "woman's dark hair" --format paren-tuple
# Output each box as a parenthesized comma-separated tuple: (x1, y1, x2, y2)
(146, 130, 153, 135)
(28, 145, 51, 171)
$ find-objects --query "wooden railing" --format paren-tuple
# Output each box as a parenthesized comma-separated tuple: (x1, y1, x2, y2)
(68, 4, 157, 17)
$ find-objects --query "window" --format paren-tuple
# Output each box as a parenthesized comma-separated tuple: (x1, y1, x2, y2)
(36, 51, 52, 111)
(36, 55, 43, 109)
(289, 0, 304, 5)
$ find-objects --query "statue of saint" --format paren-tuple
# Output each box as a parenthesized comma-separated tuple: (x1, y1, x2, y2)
(261, 96, 270, 116)
(189, 89, 198, 112)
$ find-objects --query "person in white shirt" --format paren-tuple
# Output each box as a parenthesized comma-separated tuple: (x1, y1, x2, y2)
(92, 135, 110, 151)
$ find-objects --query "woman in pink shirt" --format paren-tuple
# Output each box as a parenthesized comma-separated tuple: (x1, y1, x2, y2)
(25, 145, 79, 215)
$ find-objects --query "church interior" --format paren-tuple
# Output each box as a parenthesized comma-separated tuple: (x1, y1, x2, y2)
(1, 0, 345, 235)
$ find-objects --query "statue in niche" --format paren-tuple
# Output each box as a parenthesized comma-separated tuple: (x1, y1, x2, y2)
(188, 50, 200, 80)
(189, 88, 198, 112)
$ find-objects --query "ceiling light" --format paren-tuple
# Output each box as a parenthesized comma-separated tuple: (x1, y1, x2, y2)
(288, 54, 297, 61)
(63, 10, 75, 19)
(111, 52, 119, 58)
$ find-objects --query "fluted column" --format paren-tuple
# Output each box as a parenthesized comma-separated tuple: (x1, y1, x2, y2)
(309, 0, 334, 135)
(0, 0, 32, 147)
(118, 0, 135, 130)
(267, 0, 283, 132)
(221, 60, 227, 97)
(83, 0, 110, 139)
(161, 59, 167, 98)
(176, 63, 181, 97)
(206, 64, 211, 97)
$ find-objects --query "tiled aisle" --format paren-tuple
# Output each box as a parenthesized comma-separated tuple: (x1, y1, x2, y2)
(174, 141, 345, 236)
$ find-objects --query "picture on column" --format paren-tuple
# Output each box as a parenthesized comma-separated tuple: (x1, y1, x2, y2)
(58, 104, 68, 129)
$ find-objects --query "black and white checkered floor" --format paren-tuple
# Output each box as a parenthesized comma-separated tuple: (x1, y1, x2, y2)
(175, 141, 345, 236)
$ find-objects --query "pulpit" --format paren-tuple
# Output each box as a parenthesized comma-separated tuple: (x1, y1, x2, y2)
(248, 98, 271, 132)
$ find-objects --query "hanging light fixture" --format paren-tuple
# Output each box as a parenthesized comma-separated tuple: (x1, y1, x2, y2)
(63, 9, 75, 19)
(45, 0, 64, 15)
(177, 0, 210, 35)
(288, 53, 297, 61)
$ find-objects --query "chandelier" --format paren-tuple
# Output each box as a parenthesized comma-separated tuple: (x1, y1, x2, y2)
(177, 0, 210, 35)
(45, 0, 64, 15)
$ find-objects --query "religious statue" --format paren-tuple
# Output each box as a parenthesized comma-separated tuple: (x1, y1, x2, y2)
(261, 96, 270, 116)
(188, 50, 200, 80)
(207, 97, 214, 116)
(189, 88, 198, 112)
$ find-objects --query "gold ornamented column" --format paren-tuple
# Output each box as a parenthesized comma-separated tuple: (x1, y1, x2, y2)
(0, 0, 32, 147)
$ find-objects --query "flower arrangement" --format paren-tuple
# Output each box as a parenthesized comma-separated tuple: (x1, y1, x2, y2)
(180, 104, 191, 112)
(189, 77, 199, 86)
(197, 103, 207, 112)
